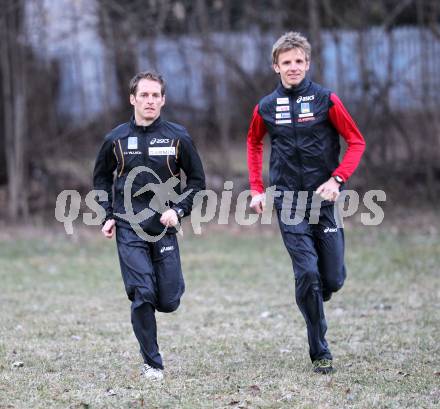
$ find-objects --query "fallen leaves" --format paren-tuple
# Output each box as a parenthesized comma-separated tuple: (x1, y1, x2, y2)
(11, 361, 24, 368)
(248, 384, 261, 396)
(278, 392, 295, 402)
(374, 304, 392, 311)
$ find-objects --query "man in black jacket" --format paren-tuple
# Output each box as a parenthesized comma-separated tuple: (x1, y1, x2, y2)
(93, 71, 205, 380)
(247, 32, 365, 374)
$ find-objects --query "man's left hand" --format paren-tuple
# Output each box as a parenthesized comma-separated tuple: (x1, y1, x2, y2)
(160, 209, 179, 227)
(316, 178, 341, 202)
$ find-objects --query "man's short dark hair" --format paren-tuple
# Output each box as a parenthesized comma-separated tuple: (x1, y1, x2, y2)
(129, 71, 166, 96)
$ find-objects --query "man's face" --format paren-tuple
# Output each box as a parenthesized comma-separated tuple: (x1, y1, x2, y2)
(273, 48, 310, 88)
(130, 79, 165, 123)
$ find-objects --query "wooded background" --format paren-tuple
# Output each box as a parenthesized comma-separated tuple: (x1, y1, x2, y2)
(1, 0, 439, 222)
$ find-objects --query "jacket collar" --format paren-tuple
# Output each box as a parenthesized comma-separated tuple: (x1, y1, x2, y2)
(276, 77, 311, 96)
(130, 115, 163, 132)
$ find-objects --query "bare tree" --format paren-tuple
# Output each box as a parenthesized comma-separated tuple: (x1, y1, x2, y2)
(0, 0, 28, 220)
(308, 0, 324, 84)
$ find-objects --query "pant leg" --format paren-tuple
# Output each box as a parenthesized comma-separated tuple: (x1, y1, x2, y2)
(131, 296, 163, 369)
(150, 233, 185, 313)
(277, 212, 332, 362)
(116, 227, 163, 369)
(313, 205, 346, 298)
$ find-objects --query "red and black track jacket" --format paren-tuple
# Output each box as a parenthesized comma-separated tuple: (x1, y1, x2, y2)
(247, 79, 366, 209)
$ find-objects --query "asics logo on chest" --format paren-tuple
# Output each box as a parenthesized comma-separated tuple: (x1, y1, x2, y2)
(296, 95, 315, 103)
(150, 138, 170, 145)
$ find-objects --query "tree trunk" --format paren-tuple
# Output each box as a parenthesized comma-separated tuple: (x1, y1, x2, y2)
(0, 0, 28, 220)
(308, 0, 323, 84)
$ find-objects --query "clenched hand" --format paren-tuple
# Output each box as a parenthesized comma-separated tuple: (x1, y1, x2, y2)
(316, 178, 341, 202)
(160, 209, 179, 227)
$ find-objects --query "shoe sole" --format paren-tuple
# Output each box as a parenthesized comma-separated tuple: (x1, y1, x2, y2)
(313, 367, 335, 374)
(143, 375, 164, 381)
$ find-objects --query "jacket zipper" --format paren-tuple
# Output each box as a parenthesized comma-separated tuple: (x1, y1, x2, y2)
(290, 95, 303, 189)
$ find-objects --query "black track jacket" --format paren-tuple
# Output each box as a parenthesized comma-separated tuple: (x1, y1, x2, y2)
(93, 116, 205, 235)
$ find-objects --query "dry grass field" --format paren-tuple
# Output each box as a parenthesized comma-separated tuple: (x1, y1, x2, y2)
(0, 223, 439, 408)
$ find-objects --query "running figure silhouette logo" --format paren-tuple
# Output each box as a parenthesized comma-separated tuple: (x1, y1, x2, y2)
(114, 166, 192, 242)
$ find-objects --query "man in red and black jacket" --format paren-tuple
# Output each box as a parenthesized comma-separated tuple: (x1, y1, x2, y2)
(247, 32, 365, 374)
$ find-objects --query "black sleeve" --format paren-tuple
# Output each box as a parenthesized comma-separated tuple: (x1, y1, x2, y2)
(93, 136, 117, 222)
(175, 134, 206, 216)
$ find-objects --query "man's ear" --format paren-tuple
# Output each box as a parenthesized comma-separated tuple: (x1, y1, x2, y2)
(161, 95, 166, 107)
(130, 94, 136, 106)
(273, 63, 280, 74)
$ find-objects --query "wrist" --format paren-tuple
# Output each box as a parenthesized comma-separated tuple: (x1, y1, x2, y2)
(172, 207, 184, 218)
(332, 175, 344, 185)
(251, 189, 264, 197)
(102, 215, 114, 226)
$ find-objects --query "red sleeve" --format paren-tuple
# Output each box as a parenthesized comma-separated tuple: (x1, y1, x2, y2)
(246, 104, 267, 195)
(328, 93, 366, 181)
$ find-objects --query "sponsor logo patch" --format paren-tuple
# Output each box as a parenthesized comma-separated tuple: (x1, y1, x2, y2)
(160, 245, 174, 253)
(300, 102, 310, 113)
(150, 138, 170, 145)
(276, 112, 291, 119)
(148, 147, 176, 156)
(296, 95, 315, 103)
(297, 116, 315, 123)
(298, 113, 314, 118)
(276, 119, 292, 124)
(277, 97, 289, 104)
(127, 137, 138, 150)
(123, 151, 142, 155)
(276, 105, 290, 112)
(324, 227, 338, 233)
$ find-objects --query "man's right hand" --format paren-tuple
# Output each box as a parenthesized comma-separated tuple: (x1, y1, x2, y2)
(250, 193, 266, 214)
(101, 219, 116, 239)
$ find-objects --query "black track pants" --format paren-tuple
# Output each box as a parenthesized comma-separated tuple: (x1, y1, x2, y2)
(277, 205, 346, 361)
(116, 226, 184, 369)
